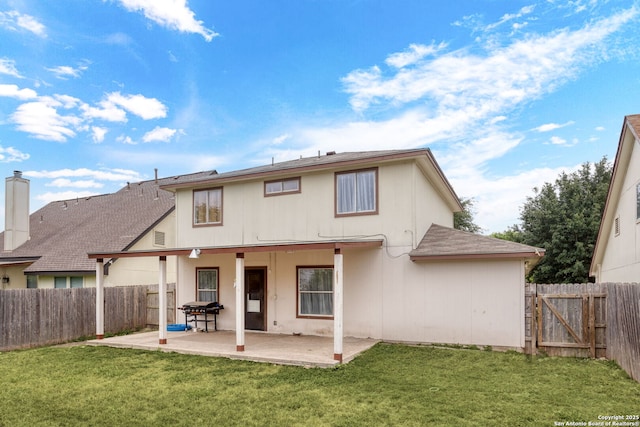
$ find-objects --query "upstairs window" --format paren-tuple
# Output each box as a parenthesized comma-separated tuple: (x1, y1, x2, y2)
(335, 168, 377, 216)
(265, 177, 301, 196)
(194, 188, 222, 226)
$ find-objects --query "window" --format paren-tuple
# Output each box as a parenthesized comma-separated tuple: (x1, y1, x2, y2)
(54, 277, 66, 288)
(26, 276, 37, 289)
(193, 188, 223, 226)
(265, 177, 301, 196)
(70, 277, 83, 288)
(297, 267, 333, 317)
(636, 183, 640, 221)
(54, 276, 84, 288)
(335, 168, 377, 216)
(197, 268, 219, 302)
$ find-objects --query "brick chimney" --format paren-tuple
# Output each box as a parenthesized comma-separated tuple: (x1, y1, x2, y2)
(4, 171, 30, 251)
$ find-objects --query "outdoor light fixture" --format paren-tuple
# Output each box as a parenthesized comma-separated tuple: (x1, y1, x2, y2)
(188, 248, 201, 259)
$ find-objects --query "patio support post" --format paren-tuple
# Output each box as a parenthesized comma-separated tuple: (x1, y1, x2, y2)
(95, 258, 104, 339)
(159, 256, 167, 345)
(235, 253, 245, 351)
(333, 248, 343, 363)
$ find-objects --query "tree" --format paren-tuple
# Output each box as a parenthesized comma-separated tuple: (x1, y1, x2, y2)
(498, 157, 611, 283)
(454, 197, 483, 233)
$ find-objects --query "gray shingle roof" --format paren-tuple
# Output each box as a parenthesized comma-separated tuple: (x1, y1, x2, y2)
(161, 149, 436, 188)
(0, 171, 215, 273)
(627, 114, 640, 137)
(410, 224, 545, 260)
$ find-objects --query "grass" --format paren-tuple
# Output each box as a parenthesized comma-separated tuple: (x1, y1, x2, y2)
(0, 343, 638, 426)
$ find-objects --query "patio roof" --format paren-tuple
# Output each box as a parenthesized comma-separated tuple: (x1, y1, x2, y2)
(87, 239, 383, 259)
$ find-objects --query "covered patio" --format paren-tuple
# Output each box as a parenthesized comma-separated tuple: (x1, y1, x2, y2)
(87, 330, 379, 368)
(89, 239, 382, 364)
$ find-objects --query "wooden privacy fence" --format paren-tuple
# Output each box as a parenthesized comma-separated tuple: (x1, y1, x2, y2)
(525, 282, 640, 383)
(0, 285, 174, 351)
(606, 283, 640, 383)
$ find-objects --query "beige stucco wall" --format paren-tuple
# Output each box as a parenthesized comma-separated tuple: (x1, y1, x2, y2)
(175, 248, 526, 349)
(32, 275, 95, 289)
(174, 161, 453, 251)
(0, 265, 30, 289)
(599, 138, 640, 282)
(102, 211, 177, 286)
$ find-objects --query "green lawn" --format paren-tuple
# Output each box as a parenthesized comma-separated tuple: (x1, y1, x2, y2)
(0, 343, 638, 426)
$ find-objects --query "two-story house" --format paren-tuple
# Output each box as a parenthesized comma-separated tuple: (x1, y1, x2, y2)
(591, 114, 640, 282)
(90, 149, 544, 361)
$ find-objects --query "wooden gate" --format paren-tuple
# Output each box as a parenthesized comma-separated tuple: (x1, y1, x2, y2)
(146, 283, 176, 327)
(525, 283, 606, 358)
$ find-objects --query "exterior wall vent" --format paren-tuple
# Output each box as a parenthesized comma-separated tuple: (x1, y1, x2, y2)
(154, 230, 166, 247)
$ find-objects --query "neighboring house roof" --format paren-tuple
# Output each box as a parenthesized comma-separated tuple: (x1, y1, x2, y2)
(590, 114, 640, 277)
(410, 224, 545, 267)
(0, 171, 216, 274)
(161, 148, 463, 212)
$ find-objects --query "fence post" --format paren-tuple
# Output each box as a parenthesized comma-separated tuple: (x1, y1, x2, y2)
(96, 258, 104, 339)
(531, 284, 537, 355)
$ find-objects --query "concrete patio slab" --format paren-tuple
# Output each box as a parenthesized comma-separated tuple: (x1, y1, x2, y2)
(87, 330, 379, 368)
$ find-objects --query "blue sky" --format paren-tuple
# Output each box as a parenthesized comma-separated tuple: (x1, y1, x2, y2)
(1, 0, 639, 233)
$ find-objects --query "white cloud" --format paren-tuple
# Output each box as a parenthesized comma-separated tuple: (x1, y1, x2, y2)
(115, 0, 218, 41)
(46, 64, 88, 79)
(10, 99, 81, 142)
(549, 135, 567, 145)
(342, 8, 637, 113)
(385, 42, 447, 68)
(106, 92, 167, 120)
(0, 58, 22, 78)
(449, 164, 582, 232)
(35, 191, 100, 204)
(142, 126, 177, 142)
(101, 148, 227, 172)
(104, 32, 134, 46)
(117, 135, 136, 145)
(91, 126, 108, 143)
(46, 178, 104, 189)
(272, 134, 290, 145)
(595, 126, 605, 131)
(0, 84, 37, 100)
(25, 167, 143, 182)
(9, 90, 168, 142)
(0, 146, 30, 162)
(0, 10, 46, 37)
(81, 100, 128, 122)
(485, 5, 536, 32)
(533, 121, 575, 132)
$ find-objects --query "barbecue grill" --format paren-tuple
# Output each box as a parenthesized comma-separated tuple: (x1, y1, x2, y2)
(179, 301, 224, 332)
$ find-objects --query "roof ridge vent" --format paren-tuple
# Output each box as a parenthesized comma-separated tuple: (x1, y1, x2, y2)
(326, 151, 336, 156)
